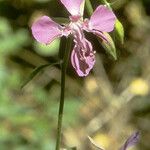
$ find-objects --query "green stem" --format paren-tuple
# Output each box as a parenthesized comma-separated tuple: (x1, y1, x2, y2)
(99, 0, 111, 9)
(101, 0, 108, 3)
(98, 0, 108, 4)
(55, 38, 72, 150)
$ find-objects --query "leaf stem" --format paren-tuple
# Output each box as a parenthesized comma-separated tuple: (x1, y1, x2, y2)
(55, 38, 72, 150)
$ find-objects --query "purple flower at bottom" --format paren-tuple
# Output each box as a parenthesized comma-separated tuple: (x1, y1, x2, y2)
(88, 131, 140, 150)
(31, 0, 116, 77)
(120, 132, 140, 150)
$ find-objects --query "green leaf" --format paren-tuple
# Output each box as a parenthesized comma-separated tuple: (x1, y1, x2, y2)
(114, 19, 124, 44)
(101, 32, 117, 60)
(21, 62, 61, 89)
(85, 0, 94, 16)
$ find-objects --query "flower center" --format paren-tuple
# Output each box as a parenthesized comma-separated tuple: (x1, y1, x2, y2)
(69, 15, 81, 22)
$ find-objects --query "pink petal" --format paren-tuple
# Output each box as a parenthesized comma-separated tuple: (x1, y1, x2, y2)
(31, 16, 62, 44)
(89, 5, 116, 32)
(60, 0, 85, 16)
(71, 39, 95, 77)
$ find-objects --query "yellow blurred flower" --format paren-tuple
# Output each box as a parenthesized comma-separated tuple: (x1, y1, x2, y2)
(130, 78, 149, 96)
(93, 134, 110, 149)
(85, 77, 98, 93)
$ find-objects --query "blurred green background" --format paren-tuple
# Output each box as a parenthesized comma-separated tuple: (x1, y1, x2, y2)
(0, 0, 150, 149)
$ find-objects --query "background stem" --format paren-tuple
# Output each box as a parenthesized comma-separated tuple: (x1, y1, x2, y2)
(85, 0, 93, 16)
(55, 38, 72, 150)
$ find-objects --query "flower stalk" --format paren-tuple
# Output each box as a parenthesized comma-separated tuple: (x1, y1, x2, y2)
(55, 37, 72, 150)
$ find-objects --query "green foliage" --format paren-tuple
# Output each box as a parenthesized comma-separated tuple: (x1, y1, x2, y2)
(34, 39, 60, 56)
(0, 18, 30, 56)
(114, 19, 124, 44)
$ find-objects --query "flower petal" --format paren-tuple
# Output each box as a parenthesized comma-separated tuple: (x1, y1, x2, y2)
(89, 5, 116, 32)
(60, 0, 85, 16)
(31, 16, 62, 44)
(71, 39, 95, 77)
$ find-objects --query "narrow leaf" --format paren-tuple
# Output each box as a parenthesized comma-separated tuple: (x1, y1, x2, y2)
(114, 19, 124, 44)
(21, 62, 61, 89)
(120, 132, 140, 150)
(85, 0, 94, 16)
(101, 32, 117, 60)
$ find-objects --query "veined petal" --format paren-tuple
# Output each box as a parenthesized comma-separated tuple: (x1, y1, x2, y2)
(89, 5, 116, 32)
(31, 16, 62, 44)
(60, 0, 85, 16)
(71, 39, 95, 77)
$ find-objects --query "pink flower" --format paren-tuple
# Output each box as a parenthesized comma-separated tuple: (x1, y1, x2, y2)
(31, 0, 116, 77)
